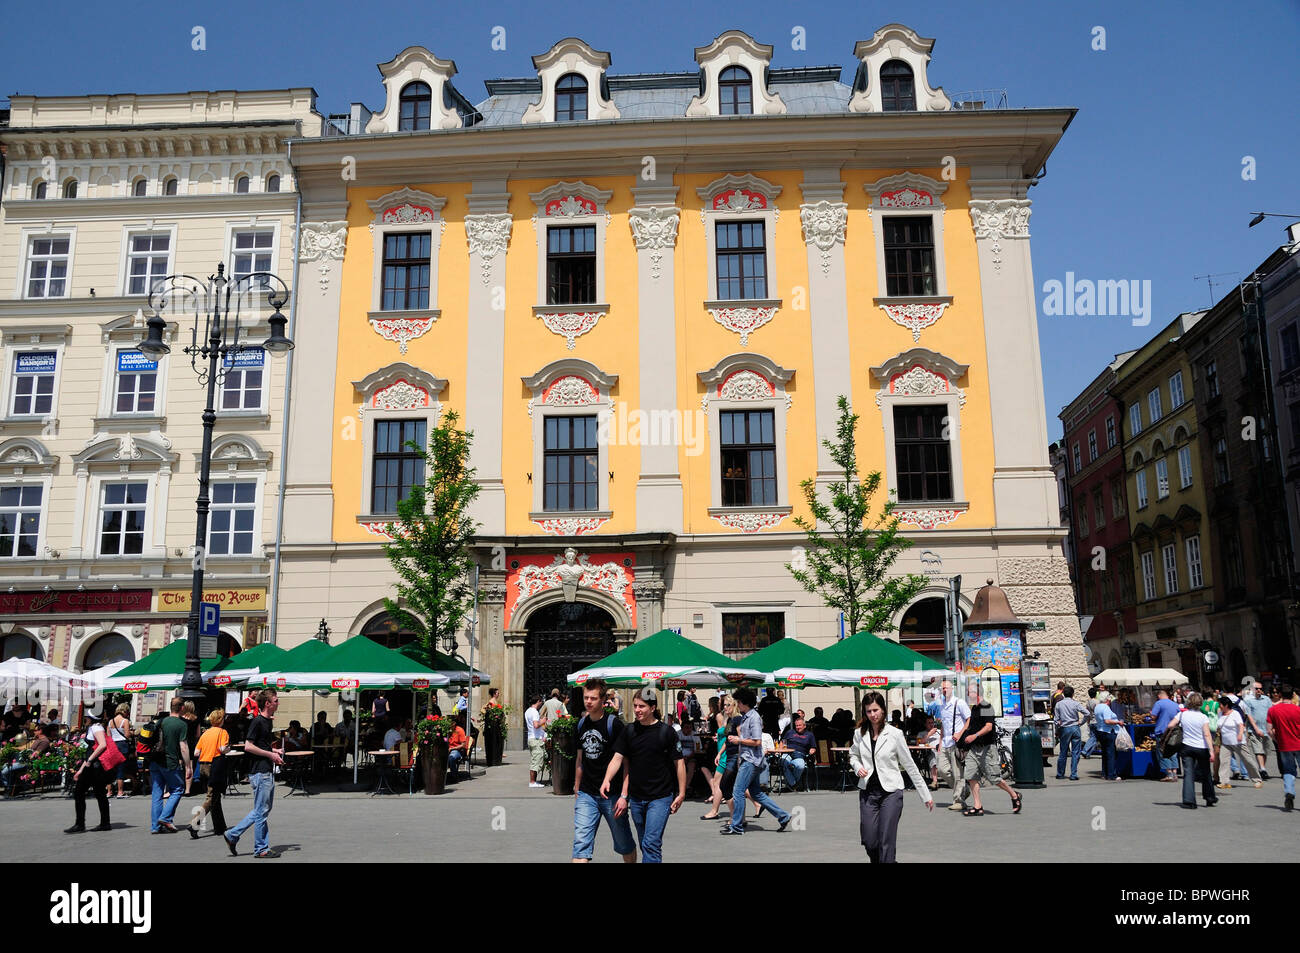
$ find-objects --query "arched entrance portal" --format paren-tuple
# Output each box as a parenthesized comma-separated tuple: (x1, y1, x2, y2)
(899, 597, 964, 664)
(0, 632, 44, 661)
(525, 601, 615, 713)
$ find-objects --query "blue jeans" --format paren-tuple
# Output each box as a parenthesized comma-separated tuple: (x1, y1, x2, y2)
(1056, 725, 1080, 778)
(448, 749, 464, 776)
(150, 766, 184, 831)
(626, 795, 673, 863)
(780, 754, 807, 789)
(227, 771, 275, 855)
(572, 791, 635, 859)
(1081, 728, 1099, 757)
(729, 757, 790, 831)
(1280, 750, 1298, 797)
(1097, 730, 1116, 780)
(1154, 735, 1179, 773)
(1181, 747, 1215, 805)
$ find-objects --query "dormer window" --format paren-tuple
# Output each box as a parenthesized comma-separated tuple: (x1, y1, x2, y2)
(32, 181, 46, 200)
(719, 66, 753, 115)
(555, 73, 588, 121)
(234, 175, 249, 194)
(880, 60, 916, 111)
(62, 179, 78, 199)
(132, 178, 147, 197)
(163, 176, 178, 196)
(265, 173, 281, 193)
(399, 81, 432, 131)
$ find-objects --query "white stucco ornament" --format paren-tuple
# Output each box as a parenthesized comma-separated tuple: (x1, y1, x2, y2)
(878, 301, 950, 342)
(538, 311, 604, 349)
(368, 315, 436, 354)
(894, 508, 964, 529)
(296, 221, 348, 262)
(533, 516, 608, 536)
(877, 363, 966, 407)
(712, 511, 787, 534)
(516, 548, 632, 613)
(370, 379, 431, 412)
(627, 206, 680, 279)
(799, 201, 848, 275)
(708, 305, 777, 346)
(465, 214, 513, 284)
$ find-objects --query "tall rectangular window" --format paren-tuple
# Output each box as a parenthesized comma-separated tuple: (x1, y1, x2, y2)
(114, 351, 158, 414)
(221, 349, 264, 411)
(1140, 550, 1156, 601)
(1111, 476, 1126, 517)
(100, 482, 147, 556)
(1177, 445, 1193, 488)
(1169, 370, 1185, 408)
(1088, 430, 1098, 461)
(371, 419, 426, 514)
(1075, 496, 1089, 537)
(882, 217, 936, 297)
(231, 229, 274, 286)
(1204, 360, 1219, 398)
(1154, 458, 1169, 499)
(1281, 324, 1300, 371)
(126, 234, 170, 295)
(1136, 469, 1148, 509)
(10, 352, 56, 416)
(1105, 415, 1116, 449)
(546, 225, 596, 305)
(25, 236, 69, 298)
(1213, 436, 1230, 484)
(1186, 535, 1204, 589)
(715, 221, 767, 300)
(1129, 403, 1142, 439)
(208, 481, 257, 556)
(1147, 388, 1162, 424)
(893, 405, 951, 503)
(0, 485, 42, 558)
(544, 415, 598, 511)
(1161, 543, 1178, 594)
(1118, 552, 1136, 604)
(1072, 443, 1081, 473)
(720, 409, 777, 507)
(1093, 487, 1105, 527)
(721, 612, 784, 660)
(381, 232, 431, 310)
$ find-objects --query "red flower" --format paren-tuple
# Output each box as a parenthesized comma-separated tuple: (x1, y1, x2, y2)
(426, 715, 434, 720)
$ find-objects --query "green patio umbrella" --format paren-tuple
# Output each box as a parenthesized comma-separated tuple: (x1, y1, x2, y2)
(739, 638, 835, 687)
(566, 629, 764, 689)
(818, 631, 953, 688)
(99, 639, 257, 692)
(206, 642, 287, 687)
(397, 643, 492, 686)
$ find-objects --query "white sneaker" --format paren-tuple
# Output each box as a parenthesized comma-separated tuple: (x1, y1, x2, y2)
(528, 782, 545, 788)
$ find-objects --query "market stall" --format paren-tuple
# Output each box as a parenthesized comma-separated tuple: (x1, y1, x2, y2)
(1092, 668, 1188, 779)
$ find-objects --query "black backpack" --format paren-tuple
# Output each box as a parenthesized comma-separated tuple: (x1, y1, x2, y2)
(138, 717, 165, 764)
(688, 694, 702, 722)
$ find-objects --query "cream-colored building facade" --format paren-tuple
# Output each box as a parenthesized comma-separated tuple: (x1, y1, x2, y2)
(0, 89, 321, 704)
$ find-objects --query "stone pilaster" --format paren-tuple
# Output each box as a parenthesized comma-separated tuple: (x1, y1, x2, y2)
(798, 173, 852, 507)
(632, 579, 666, 638)
(997, 556, 1089, 684)
(476, 580, 507, 720)
(464, 183, 512, 536)
(503, 629, 527, 748)
(629, 184, 683, 533)
(968, 180, 1058, 530)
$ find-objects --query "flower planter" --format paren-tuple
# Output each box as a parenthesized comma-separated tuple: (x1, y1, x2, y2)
(420, 743, 448, 795)
(484, 729, 505, 767)
(550, 733, 575, 795)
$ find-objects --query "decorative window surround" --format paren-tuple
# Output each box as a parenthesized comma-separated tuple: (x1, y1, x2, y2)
(799, 200, 848, 276)
(627, 205, 680, 279)
(515, 548, 635, 619)
(848, 24, 951, 113)
(69, 432, 177, 561)
(698, 352, 793, 515)
(698, 173, 783, 343)
(0, 440, 54, 559)
(97, 314, 173, 420)
(465, 213, 513, 284)
(116, 224, 178, 298)
(0, 325, 72, 432)
(703, 301, 781, 347)
(295, 221, 348, 295)
(523, 358, 617, 518)
(15, 226, 77, 300)
(353, 363, 447, 523)
(687, 31, 786, 117)
(968, 199, 1031, 274)
(534, 304, 610, 350)
(195, 433, 272, 473)
(532, 514, 612, 536)
(521, 38, 620, 123)
(871, 348, 969, 517)
(365, 47, 464, 133)
(530, 180, 613, 310)
(203, 468, 267, 560)
(366, 188, 446, 347)
(866, 172, 951, 338)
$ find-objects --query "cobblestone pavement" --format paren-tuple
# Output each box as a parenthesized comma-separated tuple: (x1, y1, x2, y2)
(4, 756, 1293, 863)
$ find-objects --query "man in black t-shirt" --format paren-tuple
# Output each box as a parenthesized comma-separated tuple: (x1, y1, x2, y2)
(571, 678, 635, 863)
(601, 687, 685, 864)
(955, 685, 1021, 817)
(224, 688, 284, 858)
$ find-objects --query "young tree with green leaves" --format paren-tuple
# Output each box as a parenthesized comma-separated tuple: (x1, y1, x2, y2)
(786, 395, 926, 636)
(382, 410, 481, 657)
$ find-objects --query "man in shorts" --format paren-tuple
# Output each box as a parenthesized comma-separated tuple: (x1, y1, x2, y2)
(956, 684, 1021, 816)
(571, 678, 635, 863)
(525, 695, 546, 789)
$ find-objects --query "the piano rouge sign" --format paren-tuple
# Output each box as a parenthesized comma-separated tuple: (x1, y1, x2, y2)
(0, 589, 151, 615)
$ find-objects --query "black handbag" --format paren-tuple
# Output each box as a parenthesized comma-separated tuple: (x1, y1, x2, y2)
(1157, 725, 1182, 756)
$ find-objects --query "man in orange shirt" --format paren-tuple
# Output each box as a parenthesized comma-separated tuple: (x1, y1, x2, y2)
(447, 713, 471, 780)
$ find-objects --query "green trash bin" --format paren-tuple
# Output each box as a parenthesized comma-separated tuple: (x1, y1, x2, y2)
(1013, 724, 1045, 787)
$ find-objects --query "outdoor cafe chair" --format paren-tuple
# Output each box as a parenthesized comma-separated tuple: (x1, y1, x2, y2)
(391, 742, 414, 795)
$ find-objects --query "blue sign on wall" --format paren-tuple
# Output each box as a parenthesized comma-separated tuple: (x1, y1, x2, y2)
(117, 351, 158, 373)
(16, 352, 56, 374)
(223, 348, 265, 369)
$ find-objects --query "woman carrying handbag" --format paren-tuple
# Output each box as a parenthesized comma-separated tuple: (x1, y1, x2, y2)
(849, 691, 934, 863)
(67, 713, 120, 833)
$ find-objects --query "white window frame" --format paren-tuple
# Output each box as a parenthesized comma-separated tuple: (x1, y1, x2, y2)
(529, 181, 613, 308)
(218, 348, 268, 416)
(353, 363, 447, 521)
(1161, 542, 1179, 595)
(1154, 458, 1169, 499)
(18, 228, 77, 300)
(1087, 429, 1097, 461)
(117, 225, 177, 297)
(1140, 550, 1156, 601)
(0, 473, 53, 560)
(95, 478, 151, 558)
(865, 171, 950, 307)
(1186, 535, 1204, 589)
(1136, 468, 1148, 509)
(205, 475, 263, 558)
(225, 222, 279, 288)
(1129, 403, 1142, 438)
(712, 603, 797, 658)
(1105, 415, 1116, 449)
(98, 344, 168, 420)
(1177, 445, 1193, 489)
(1072, 443, 1081, 472)
(699, 173, 783, 307)
(366, 187, 447, 318)
(109, 348, 162, 416)
(524, 358, 617, 521)
(5, 344, 63, 420)
(1147, 387, 1162, 424)
(1169, 370, 1185, 408)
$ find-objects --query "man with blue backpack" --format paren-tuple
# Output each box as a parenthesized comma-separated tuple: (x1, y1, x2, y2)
(572, 678, 635, 863)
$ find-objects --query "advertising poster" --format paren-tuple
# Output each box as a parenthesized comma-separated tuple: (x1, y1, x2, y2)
(962, 627, 1023, 723)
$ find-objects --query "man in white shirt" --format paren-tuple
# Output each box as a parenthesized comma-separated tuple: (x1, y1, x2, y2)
(382, 722, 402, 751)
(938, 679, 971, 811)
(525, 695, 547, 789)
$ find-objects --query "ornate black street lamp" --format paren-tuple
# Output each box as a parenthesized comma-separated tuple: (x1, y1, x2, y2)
(139, 264, 293, 704)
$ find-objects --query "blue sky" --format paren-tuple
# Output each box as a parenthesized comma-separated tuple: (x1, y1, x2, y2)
(3, 0, 1297, 438)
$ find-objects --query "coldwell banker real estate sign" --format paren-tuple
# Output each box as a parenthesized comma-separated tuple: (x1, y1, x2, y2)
(223, 348, 265, 369)
(16, 352, 57, 375)
(117, 351, 158, 374)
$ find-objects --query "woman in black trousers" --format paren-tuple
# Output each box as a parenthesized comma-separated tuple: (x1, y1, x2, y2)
(66, 715, 111, 833)
(849, 692, 934, 862)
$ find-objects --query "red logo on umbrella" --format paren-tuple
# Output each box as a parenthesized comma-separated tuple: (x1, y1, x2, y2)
(124, 680, 148, 693)
(575, 673, 589, 684)
(860, 675, 888, 687)
(331, 678, 359, 690)
(211, 675, 232, 686)
(664, 678, 688, 688)
(412, 679, 429, 690)
(276, 678, 287, 689)
(641, 671, 667, 679)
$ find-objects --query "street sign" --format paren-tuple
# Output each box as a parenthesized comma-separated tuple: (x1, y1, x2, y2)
(198, 601, 221, 658)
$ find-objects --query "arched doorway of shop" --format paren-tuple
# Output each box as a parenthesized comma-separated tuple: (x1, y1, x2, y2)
(525, 601, 615, 716)
(1, 631, 44, 661)
(81, 632, 136, 671)
(899, 597, 965, 664)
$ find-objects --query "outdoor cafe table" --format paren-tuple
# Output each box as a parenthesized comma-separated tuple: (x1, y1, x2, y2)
(223, 751, 245, 796)
(282, 749, 316, 797)
(766, 745, 794, 794)
(830, 746, 853, 792)
(368, 750, 399, 797)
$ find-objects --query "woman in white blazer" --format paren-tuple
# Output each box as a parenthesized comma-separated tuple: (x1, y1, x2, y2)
(849, 691, 934, 863)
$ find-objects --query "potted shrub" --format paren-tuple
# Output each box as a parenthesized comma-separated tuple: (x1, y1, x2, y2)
(414, 714, 456, 795)
(545, 714, 578, 795)
(479, 702, 512, 767)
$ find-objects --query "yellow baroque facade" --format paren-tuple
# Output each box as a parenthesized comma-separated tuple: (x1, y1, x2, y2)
(278, 25, 1087, 733)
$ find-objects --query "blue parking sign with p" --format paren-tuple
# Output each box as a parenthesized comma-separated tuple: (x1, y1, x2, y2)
(200, 601, 221, 636)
